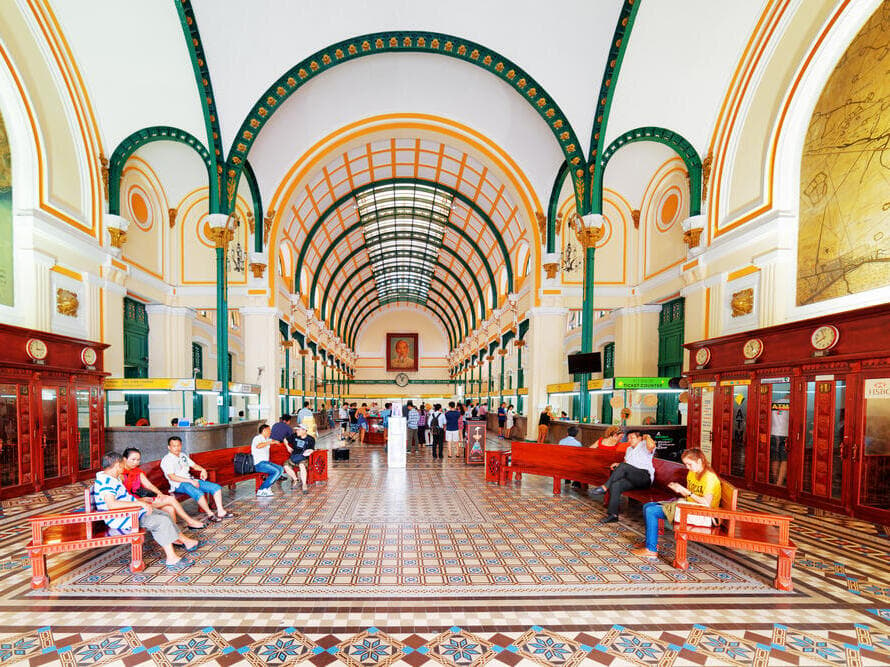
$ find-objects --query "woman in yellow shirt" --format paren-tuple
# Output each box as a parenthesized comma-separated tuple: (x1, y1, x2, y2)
(631, 448, 721, 559)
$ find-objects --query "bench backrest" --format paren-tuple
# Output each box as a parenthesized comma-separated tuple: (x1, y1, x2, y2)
(720, 479, 738, 510)
(509, 441, 623, 472)
(652, 459, 687, 490)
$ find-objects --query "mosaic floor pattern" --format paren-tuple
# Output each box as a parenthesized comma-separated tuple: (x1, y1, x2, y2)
(0, 433, 888, 665)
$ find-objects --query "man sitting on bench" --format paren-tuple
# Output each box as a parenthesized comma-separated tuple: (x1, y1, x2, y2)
(251, 423, 285, 497)
(161, 436, 235, 522)
(591, 432, 656, 524)
(284, 424, 315, 494)
(94, 452, 200, 571)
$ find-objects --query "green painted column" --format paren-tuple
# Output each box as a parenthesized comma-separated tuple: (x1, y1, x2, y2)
(215, 246, 230, 424)
(301, 352, 306, 404)
(313, 357, 318, 410)
(576, 219, 603, 424)
(498, 352, 505, 406)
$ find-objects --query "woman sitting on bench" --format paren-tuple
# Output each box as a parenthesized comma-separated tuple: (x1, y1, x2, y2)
(631, 448, 721, 559)
(121, 448, 206, 530)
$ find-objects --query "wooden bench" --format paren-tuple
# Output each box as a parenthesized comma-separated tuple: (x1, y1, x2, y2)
(671, 484, 797, 591)
(501, 442, 625, 494)
(620, 459, 688, 506)
(141, 444, 328, 496)
(25, 489, 145, 590)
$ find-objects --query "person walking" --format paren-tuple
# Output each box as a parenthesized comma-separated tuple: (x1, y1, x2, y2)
(444, 401, 461, 458)
(406, 401, 420, 454)
(505, 404, 515, 439)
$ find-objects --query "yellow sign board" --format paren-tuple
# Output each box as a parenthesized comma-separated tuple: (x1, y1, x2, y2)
(547, 382, 579, 394)
(516, 388, 528, 396)
(719, 379, 751, 387)
(105, 378, 191, 391)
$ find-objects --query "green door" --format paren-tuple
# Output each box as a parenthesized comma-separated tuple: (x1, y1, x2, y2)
(657, 298, 684, 424)
(192, 342, 203, 421)
(123, 297, 149, 425)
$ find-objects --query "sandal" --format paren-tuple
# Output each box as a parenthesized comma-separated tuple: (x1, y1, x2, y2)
(164, 557, 195, 571)
(184, 539, 208, 553)
(186, 523, 206, 530)
(217, 512, 236, 520)
(205, 514, 222, 523)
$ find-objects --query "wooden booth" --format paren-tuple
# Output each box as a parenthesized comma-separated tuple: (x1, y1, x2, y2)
(0, 323, 107, 499)
(685, 303, 890, 525)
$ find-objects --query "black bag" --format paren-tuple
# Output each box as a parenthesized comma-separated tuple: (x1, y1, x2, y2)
(233, 452, 255, 475)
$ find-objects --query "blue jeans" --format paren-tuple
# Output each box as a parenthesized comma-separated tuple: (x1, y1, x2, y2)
(175, 478, 221, 500)
(255, 461, 283, 490)
(643, 501, 668, 552)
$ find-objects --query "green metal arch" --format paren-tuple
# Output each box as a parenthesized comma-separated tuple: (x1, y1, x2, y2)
(297, 177, 509, 300)
(331, 263, 474, 340)
(600, 126, 703, 216)
(546, 161, 570, 254)
(324, 246, 480, 331)
(312, 225, 490, 325)
(223, 31, 585, 212)
(335, 274, 470, 347)
(108, 126, 212, 215)
(586, 0, 642, 214)
(175, 0, 223, 211)
(342, 282, 462, 348)
(348, 294, 456, 349)
(241, 160, 264, 251)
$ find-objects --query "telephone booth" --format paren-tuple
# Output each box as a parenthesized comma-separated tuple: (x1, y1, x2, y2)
(0, 323, 107, 499)
(686, 304, 890, 524)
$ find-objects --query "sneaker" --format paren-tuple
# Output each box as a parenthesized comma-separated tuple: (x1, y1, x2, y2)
(256, 488, 274, 497)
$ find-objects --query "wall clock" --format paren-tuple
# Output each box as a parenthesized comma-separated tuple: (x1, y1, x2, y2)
(695, 347, 711, 367)
(81, 347, 97, 366)
(26, 338, 48, 361)
(395, 372, 410, 387)
(742, 338, 764, 361)
(810, 324, 839, 351)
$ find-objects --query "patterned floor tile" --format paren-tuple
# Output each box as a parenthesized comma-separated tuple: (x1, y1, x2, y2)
(336, 629, 404, 667)
(146, 628, 231, 666)
(243, 628, 315, 665)
(424, 627, 495, 666)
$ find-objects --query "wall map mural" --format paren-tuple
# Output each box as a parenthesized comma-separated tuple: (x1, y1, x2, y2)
(0, 112, 12, 307)
(798, 2, 890, 305)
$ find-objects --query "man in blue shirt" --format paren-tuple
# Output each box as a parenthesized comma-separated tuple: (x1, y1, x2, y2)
(591, 432, 656, 523)
(558, 425, 583, 447)
(381, 402, 392, 442)
(406, 401, 420, 454)
(444, 401, 462, 458)
(270, 414, 294, 443)
(94, 452, 200, 570)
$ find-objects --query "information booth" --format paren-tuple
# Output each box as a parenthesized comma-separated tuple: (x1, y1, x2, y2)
(685, 303, 890, 524)
(0, 323, 107, 499)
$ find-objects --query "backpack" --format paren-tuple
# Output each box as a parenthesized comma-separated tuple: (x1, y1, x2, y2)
(233, 452, 255, 475)
(430, 412, 443, 436)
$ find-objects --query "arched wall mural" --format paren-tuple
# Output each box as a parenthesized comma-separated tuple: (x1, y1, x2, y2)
(798, 3, 890, 306)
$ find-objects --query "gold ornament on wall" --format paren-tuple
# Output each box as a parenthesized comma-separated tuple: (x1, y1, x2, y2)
(569, 213, 604, 249)
(249, 261, 266, 279)
(247, 212, 255, 235)
(168, 207, 177, 229)
(543, 262, 559, 279)
(631, 209, 640, 229)
(534, 210, 546, 239)
(554, 213, 563, 236)
(701, 152, 713, 200)
(263, 209, 275, 245)
(99, 153, 109, 203)
(682, 227, 702, 248)
(56, 288, 79, 317)
(108, 228, 127, 248)
(730, 288, 754, 318)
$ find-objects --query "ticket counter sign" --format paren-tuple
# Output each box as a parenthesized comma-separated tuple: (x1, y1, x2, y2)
(613, 377, 669, 390)
(105, 378, 195, 391)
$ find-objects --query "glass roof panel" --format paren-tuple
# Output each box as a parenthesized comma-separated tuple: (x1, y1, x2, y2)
(357, 182, 452, 302)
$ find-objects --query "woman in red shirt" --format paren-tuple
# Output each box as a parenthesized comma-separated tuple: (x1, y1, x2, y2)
(592, 426, 625, 451)
(121, 448, 206, 529)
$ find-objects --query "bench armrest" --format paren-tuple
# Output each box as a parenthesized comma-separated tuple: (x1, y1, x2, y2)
(675, 505, 792, 543)
(28, 508, 142, 544)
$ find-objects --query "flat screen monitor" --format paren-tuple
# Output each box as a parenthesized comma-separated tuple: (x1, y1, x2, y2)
(567, 352, 602, 374)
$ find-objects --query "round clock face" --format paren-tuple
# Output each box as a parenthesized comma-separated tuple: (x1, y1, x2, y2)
(811, 324, 839, 351)
(26, 338, 48, 361)
(695, 347, 711, 367)
(395, 372, 410, 387)
(81, 347, 97, 366)
(742, 338, 764, 360)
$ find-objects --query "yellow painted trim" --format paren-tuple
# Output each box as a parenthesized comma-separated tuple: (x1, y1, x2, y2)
(51, 265, 81, 281)
(547, 382, 579, 393)
(542, 289, 561, 295)
(720, 379, 751, 386)
(704, 286, 711, 339)
(247, 289, 266, 295)
(727, 265, 760, 282)
(110, 258, 127, 271)
(682, 259, 698, 271)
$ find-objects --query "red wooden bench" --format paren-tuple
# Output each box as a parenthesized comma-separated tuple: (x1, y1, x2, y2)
(620, 459, 688, 506)
(501, 442, 625, 494)
(142, 444, 328, 495)
(25, 488, 145, 590)
(671, 483, 797, 591)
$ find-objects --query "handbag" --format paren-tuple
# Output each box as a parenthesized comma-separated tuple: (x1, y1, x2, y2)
(233, 452, 255, 475)
(663, 499, 718, 527)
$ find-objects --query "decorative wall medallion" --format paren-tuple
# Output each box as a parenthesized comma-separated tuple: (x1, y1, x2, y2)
(26, 338, 48, 361)
(695, 347, 711, 367)
(811, 324, 840, 351)
(56, 288, 79, 317)
(730, 288, 754, 318)
(81, 347, 97, 366)
(743, 338, 764, 361)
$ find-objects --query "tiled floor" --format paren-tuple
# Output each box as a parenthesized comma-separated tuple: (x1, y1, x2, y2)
(1, 432, 889, 665)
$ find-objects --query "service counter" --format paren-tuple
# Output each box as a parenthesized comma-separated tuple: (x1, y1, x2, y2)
(485, 413, 527, 438)
(545, 421, 687, 461)
(106, 420, 264, 463)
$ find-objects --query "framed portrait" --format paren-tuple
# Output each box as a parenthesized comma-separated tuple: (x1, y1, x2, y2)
(386, 333, 418, 373)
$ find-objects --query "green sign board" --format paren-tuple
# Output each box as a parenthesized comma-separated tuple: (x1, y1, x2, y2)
(613, 376, 670, 390)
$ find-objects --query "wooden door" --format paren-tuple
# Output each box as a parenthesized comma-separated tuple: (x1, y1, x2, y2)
(853, 374, 890, 522)
(796, 377, 847, 508)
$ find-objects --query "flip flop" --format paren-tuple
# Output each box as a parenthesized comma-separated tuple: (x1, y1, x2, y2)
(204, 514, 222, 523)
(184, 539, 208, 553)
(218, 512, 236, 520)
(186, 523, 206, 530)
(164, 557, 195, 571)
